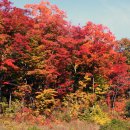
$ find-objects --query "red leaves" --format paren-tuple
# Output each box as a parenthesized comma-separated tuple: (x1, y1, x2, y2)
(4, 59, 19, 70)
(2, 81, 9, 85)
(0, 0, 12, 11)
(0, 0, 128, 107)
(114, 100, 126, 113)
(13, 33, 31, 53)
(80, 42, 91, 54)
(59, 80, 74, 88)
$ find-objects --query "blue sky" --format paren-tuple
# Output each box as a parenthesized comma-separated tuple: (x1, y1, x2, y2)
(10, 0, 130, 39)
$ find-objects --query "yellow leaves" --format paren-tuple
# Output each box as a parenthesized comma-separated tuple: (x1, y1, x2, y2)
(36, 89, 57, 99)
(31, 55, 45, 67)
(63, 91, 97, 118)
(96, 87, 102, 91)
(0, 34, 9, 45)
(32, 56, 41, 61)
(84, 74, 91, 81)
(13, 84, 31, 98)
(35, 89, 58, 114)
(36, 45, 45, 51)
(78, 81, 86, 87)
(95, 84, 109, 95)
(27, 69, 47, 75)
(78, 73, 91, 90)
(90, 105, 111, 125)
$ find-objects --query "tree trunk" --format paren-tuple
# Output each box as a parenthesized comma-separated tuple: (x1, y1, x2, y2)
(9, 92, 12, 108)
(0, 85, 3, 114)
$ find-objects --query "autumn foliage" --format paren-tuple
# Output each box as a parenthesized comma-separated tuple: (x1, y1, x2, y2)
(0, 0, 129, 125)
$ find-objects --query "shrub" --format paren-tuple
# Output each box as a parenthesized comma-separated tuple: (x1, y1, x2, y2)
(0, 101, 8, 113)
(78, 109, 91, 121)
(0, 99, 22, 117)
(79, 105, 110, 125)
(114, 100, 126, 115)
(5, 100, 22, 114)
(125, 100, 130, 117)
(62, 112, 72, 123)
(15, 107, 45, 125)
(100, 119, 130, 130)
(63, 91, 97, 118)
(28, 126, 41, 130)
(35, 89, 58, 116)
(90, 105, 110, 125)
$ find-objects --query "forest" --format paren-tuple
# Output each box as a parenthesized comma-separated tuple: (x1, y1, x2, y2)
(0, 0, 130, 130)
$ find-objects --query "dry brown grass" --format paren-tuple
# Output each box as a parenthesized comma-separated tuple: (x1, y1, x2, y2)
(41, 120, 100, 130)
(0, 116, 100, 130)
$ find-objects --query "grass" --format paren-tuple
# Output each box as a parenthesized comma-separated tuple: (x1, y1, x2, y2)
(0, 114, 129, 130)
(100, 119, 130, 130)
(0, 116, 100, 130)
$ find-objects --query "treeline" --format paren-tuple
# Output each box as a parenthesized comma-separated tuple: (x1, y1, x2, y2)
(0, 0, 130, 126)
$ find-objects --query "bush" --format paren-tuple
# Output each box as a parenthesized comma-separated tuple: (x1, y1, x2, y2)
(62, 113, 72, 123)
(79, 105, 110, 125)
(100, 119, 130, 130)
(0, 99, 22, 117)
(28, 126, 41, 130)
(78, 109, 91, 121)
(0, 101, 8, 113)
(125, 101, 130, 117)
(63, 91, 97, 118)
(35, 89, 58, 116)
(113, 100, 126, 116)
(14, 107, 45, 125)
(5, 100, 22, 113)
